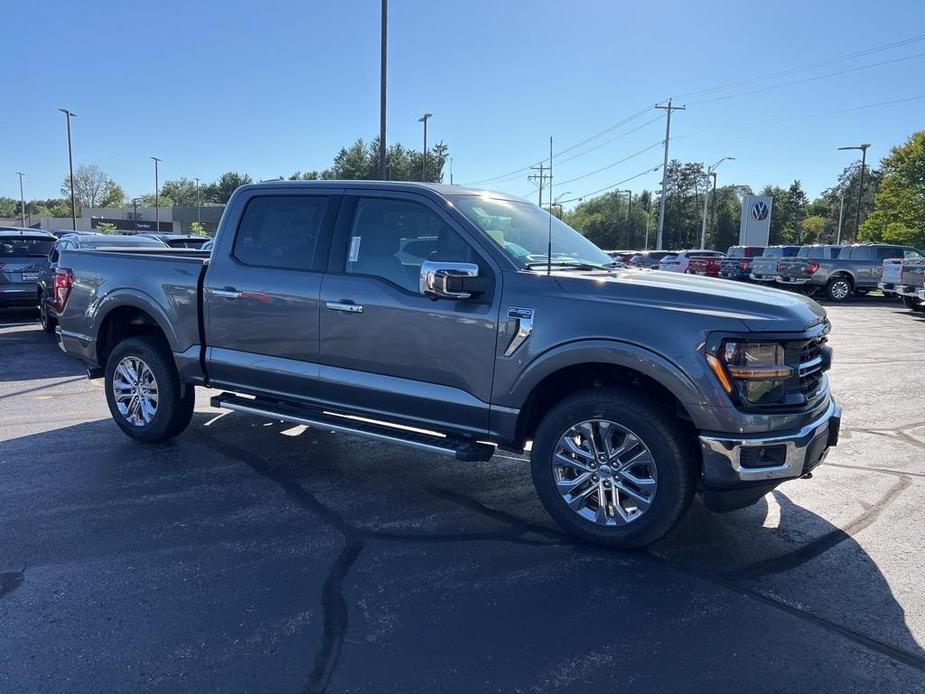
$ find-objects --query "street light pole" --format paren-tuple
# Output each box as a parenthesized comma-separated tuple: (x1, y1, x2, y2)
(418, 113, 433, 181)
(194, 177, 201, 223)
(836, 191, 845, 244)
(133, 198, 140, 233)
(16, 171, 26, 228)
(378, 0, 388, 180)
(699, 156, 735, 249)
(151, 157, 162, 232)
(58, 108, 77, 230)
(838, 144, 870, 242)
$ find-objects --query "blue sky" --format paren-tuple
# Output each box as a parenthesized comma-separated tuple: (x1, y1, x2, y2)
(4, 0, 924, 207)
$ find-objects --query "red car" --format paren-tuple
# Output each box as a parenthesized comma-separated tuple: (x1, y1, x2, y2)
(687, 254, 725, 277)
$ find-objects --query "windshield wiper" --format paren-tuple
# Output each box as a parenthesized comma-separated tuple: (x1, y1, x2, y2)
(525, 260, 618, 271)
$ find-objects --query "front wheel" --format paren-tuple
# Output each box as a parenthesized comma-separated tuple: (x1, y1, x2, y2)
(104, 336, 195, 443)
(825, 277, 853, 302)
(530, 387, 696, 549)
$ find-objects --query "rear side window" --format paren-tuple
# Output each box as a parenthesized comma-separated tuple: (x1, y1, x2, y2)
(904, 248, 923, 258)
(0, 236, 54, 257)
(233, 196, 330, 271)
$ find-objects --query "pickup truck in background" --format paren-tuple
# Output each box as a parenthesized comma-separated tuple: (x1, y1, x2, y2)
(53, 181, 841, 549)
(686, 255, 724, 277)
(658, 250, 724, 274)
(777, 243, 923, 302)
(719, 246, 764, 281)
(883, 258, 925, 310)
(750, 245, 801, 283)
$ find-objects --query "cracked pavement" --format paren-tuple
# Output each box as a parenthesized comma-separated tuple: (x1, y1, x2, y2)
(1, 298, 923, 693)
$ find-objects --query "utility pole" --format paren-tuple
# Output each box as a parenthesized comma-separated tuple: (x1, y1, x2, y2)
(378, 0, 388, 180)
(528, 163, 550, 208)
(655, 99, 685, 250)
(194, 177, 201, 223)
(58, 108, 77, 230)
(151, 157, 162, 232)
(449, 157, 454, 185)
(836, 191, 845, 244)
(838, 144, 870, 242)
(16, 172, 26, 227)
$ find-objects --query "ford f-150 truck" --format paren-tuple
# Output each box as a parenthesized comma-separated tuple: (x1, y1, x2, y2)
(719, 246, 764, 281)
(777, 243, 922, 302)
(750, 245, 801, 283)
(53, 181, 841, 548)
(880, 257, 925, 310)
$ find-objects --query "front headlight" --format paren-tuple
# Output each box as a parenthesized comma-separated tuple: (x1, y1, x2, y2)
(706, 340, 794, 406)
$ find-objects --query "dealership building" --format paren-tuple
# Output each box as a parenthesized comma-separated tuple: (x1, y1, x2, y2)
(24, 204, 225, 236)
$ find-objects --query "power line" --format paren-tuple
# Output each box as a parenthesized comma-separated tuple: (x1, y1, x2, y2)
(557, 165, 663, 205)
(675, 32, 925, 99)
(687, 50, 925, 106)
(555, 141, 663, 187)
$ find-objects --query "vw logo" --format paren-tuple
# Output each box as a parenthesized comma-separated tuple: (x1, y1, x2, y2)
(751, 201, 769, 222)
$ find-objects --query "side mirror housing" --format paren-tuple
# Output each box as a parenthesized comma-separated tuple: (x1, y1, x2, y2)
(420, 261, 485, 300)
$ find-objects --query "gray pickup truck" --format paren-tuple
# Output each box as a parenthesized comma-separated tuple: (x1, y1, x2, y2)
(54, 181, 841, 548)
(777, 243, 923, 301)
(880, 257, 925, 310)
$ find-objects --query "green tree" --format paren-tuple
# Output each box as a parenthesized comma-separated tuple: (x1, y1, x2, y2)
(96, 221, 117, 234)
(189, 221, 206, 236)
(203, 171, 254, 204)
(61, 164, 125, 210)
(160, 178, 201, 207)
(859, 130, 925, 247)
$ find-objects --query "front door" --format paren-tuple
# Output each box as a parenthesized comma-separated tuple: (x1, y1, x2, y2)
(317, 192, 500, 437)
(204, 190, 340, 398)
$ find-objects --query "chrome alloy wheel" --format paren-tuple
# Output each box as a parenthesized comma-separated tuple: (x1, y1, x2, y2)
(830, 279, 851, 300)
(553, 419, 658, 526)
(112, 356, 159, 427)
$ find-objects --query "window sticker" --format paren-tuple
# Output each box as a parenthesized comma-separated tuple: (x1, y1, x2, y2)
(348, 236, 362, 262)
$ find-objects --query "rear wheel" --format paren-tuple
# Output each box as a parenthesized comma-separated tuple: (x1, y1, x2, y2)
(530, 387, 696, 549)
(39, 296, 56, 334)
(825, 276, 853, 302)
(104, 336, 194, 443)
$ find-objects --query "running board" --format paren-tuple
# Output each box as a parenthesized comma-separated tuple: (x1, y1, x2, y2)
(210, 392, 494, 462)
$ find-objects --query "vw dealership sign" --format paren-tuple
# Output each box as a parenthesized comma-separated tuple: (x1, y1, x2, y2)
(739, 195, 773, 246)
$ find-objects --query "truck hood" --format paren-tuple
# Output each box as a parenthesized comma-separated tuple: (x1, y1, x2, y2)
(554, 268, 826, 332)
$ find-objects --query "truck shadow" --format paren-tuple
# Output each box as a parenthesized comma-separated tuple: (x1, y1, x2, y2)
(0, 311, 86, 383)
(2, 410, 920, 689)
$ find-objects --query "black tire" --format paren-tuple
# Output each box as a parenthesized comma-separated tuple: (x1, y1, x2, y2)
(39, 295, 57, 334)
(530, 387, 696, 549)
(825, 276, 853, 302)
(104, 336, 194, 443)
(902, 295, 925, 312)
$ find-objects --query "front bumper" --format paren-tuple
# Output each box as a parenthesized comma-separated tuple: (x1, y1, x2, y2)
(699, 398, 840, 503)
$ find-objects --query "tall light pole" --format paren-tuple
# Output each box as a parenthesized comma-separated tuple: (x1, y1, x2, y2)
(132, 197, 141, 233)
(151, 157, 162, 232)
(58, 108, 77, 230)
(551, 192, 572, 219)
(378, 0, 388, 180)
(194, 177, 201, 223)
(620, 189, 632, 222)
(836, 190, 845, 244)
(418, 113, 433, 181)
(699, 156, 735, 249)
(838, 144, 870, 242)
(15, 171, 26, 227)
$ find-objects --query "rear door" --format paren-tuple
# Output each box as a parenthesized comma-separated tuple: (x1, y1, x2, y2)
(316, 191, 501, 437)
(203, 189, 341, 397)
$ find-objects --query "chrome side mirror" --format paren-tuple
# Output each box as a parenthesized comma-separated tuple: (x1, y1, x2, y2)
(420, 261, 481, 300)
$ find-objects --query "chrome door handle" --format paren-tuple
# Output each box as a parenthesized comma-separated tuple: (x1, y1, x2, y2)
(208, 288, 242, 299)
(326, 301, 363, 313)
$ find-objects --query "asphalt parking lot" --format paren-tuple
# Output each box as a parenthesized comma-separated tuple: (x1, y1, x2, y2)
(1, 298, 924, 693)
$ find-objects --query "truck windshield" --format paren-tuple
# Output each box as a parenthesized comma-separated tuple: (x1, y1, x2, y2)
(450, 195, 613, 269)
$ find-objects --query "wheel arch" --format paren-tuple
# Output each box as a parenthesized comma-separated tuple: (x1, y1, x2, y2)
(94, 292, 177, 367)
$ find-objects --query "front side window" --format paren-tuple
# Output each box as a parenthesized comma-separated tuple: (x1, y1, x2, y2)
(346, 198, 480, 293)
(450, 195, 613, 269)
(233, 195, 329, 271)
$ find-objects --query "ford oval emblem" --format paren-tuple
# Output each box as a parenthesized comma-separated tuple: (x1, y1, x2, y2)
(751, 201, 769, 222)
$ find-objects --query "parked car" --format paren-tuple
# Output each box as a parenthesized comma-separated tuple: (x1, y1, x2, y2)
(37, 233, 170, 332)
(629, 250, 676, 269)
(0, 229, 55, 311)
(659, 250, 725, 274)
(750, 245, 801, 283)
(719, 246, 764, 280)
(686, 255, 724, 277)
(890, 258, 925, 310)
(878, 258, 904, 297)
(53, 180, 840, 549)
(778, 243, 922, 302)
(606, 250, 637, 264)
(138, 233, 212, 249)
